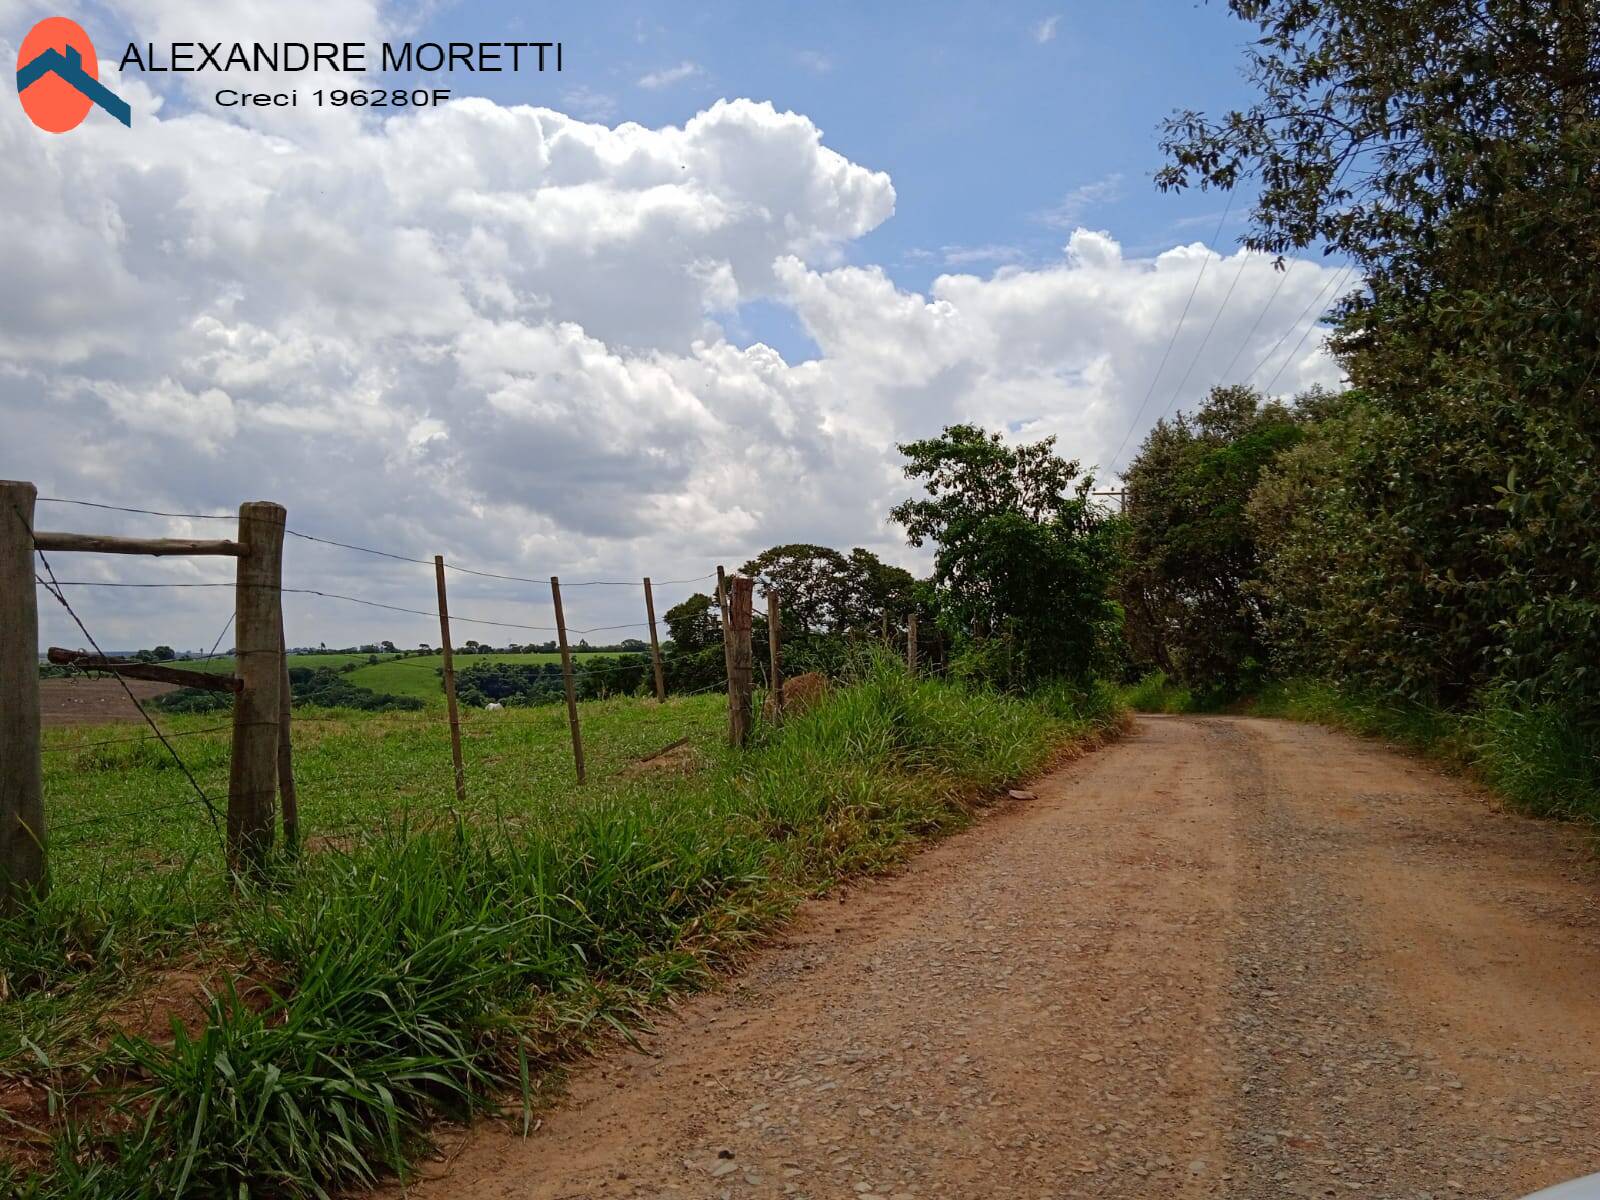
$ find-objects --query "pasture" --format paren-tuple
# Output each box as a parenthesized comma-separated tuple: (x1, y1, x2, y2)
(176, 651, 611, 702)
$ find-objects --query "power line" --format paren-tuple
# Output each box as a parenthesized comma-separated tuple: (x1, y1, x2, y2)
(1107, 188, 1236, 473)
(1214, 258, 1294, 383)
(1260, 264, 1360, 394)
(1218, 155, 1360, 393)
(1158, 245, 1253, 417)
(1246, 262, 1358, 389)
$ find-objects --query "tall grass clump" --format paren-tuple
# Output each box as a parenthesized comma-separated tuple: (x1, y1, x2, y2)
(1120, 670, 1198, 713)
(3, 664, 1122, 1198)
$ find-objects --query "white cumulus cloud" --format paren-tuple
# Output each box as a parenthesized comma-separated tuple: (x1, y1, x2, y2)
(637, 61, 702, 90)
(2, 7, 1350, 653)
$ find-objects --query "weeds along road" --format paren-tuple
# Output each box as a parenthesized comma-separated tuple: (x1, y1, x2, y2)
(401, 716, 1600, 1200)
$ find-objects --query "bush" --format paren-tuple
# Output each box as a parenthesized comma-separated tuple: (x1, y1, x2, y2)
(153, 669, 424, 714)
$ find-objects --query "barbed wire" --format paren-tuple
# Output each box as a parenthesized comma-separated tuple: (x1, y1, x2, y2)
(36, 497, 236, 520)
(41, 723, 233, 753)
(26, 546, 224, 836)
(35, 496, 718, 590)
(35, 579, 659, 637)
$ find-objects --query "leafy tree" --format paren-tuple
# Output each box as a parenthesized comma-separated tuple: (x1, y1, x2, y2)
(891, 424, 1121, 686)
(1163, 0, 1600, 722)
(838, 548, 920, 634)
(663, 593, 721, 652)
(739, 544, 850, 634)
(1119, 385, 1305, 697)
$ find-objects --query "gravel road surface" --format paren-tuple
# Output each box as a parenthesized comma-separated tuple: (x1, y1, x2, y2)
(401, 715, 1600, 1200)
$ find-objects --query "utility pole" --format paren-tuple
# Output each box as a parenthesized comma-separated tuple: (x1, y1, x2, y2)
(1091, 489, 1127, 513)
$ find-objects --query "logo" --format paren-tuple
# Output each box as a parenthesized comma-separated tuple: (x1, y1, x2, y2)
(16, 17, 130, 132)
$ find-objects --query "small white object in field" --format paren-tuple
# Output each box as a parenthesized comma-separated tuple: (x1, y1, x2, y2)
(1521, 1175, 1600, 1199)
(485, 701, 503, 711)
(1007, 789, 1037, 801)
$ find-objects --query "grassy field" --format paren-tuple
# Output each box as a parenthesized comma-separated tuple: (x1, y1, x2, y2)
(180, 651, 614, 703)
(1, 663, 1123, 1197)
(178, 652, 402, 676)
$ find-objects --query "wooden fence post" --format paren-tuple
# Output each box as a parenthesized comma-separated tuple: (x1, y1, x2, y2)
(726, 575, 754, 748)
(551, 576, 587, 783)
(433, 555, 468, 808)
(907, 612, 918, 675)
(643, 576, 666, 702)
(0, 481, 46, 906)
(881, 611, 889, 645)
(767, 591, 783, 723)
(228, 500, 285, 873)
(277, 616, 299, 852)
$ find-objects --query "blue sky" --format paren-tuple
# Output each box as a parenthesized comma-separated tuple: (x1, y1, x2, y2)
(411, 1, 1262, 358)
(443, 2, 1258, 259)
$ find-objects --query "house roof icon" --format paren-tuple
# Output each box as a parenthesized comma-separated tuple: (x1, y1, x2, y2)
(17, 40, 131, 128)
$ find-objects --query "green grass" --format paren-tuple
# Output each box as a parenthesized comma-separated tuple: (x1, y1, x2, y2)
(175, 651, 610, 703)
(178, 653, 402, 676)
(1, 664, 1123, 1197)
(1118, 670, 1208, 713)
(1254, 679, 1600, 823)
(346, 652, 597, 701)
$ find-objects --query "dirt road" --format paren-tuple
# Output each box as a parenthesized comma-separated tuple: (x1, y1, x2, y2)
(408, 716, 1600, 1200)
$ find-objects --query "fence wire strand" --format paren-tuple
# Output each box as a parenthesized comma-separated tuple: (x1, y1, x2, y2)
(30, 551, 224, 836)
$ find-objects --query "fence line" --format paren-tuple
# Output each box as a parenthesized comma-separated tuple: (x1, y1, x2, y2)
(20, 484, 940, 896)
(36, 496, 717, 589)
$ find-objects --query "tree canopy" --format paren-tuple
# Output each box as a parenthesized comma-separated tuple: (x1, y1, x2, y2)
(892, 425, 1120, 685)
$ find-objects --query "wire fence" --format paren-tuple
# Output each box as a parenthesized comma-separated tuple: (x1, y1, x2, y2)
(20, 491, 938, 883)
(21, 494, 798, 874)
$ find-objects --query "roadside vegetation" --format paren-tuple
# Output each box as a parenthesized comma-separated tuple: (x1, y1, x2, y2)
(1, 663, 1119, 1196)
(1116, 0, 1600, 824)
(9, 369, 1133, 1195)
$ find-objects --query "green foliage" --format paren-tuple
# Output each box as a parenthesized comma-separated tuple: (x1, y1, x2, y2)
(290, 667, 426, 712)
(453, 656, 652, 707)
(149, 686, 233, 714)
(662, 593, 721, 652)
(738, 543, 851, 634)
(892, 424, 1122, 687)
(150, 668, 425, 716)
(1118, 385, 1305, 699)
(3, 670, 1122, 1196)
(1120, 671, 1199, 715)
(1159, 0, 1600, 753)
(736, 544, 925, 663)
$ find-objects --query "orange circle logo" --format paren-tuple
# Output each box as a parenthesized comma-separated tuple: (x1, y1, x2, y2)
(17, 17, 129, 133)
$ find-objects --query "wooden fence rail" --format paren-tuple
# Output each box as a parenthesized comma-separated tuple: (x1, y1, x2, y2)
(1, 480, 293, 897)
(3, 486, 791, 897)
